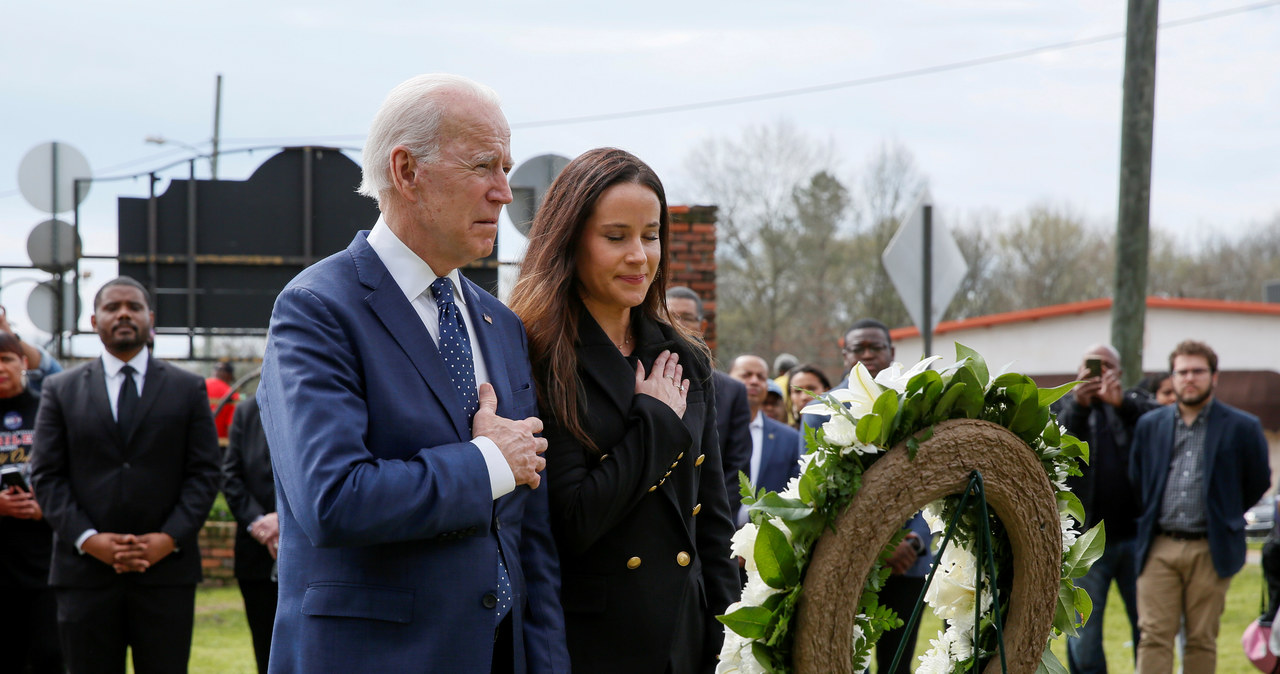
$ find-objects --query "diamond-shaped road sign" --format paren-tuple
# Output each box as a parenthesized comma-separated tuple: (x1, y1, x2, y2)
(881, 191, 969, 332)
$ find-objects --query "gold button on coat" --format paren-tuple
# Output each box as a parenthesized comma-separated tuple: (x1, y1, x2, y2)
(692, 503, 702, 516)
(695, 454, 705, 466)
(677, 452, 684, 460)
(627, 557, 642, 569)
(676, 551, 691, 566)
(648, 485, 657, 493)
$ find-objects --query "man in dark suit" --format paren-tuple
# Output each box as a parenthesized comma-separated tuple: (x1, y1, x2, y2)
(257, 74, 568, 673)
(1130, 340, 1270, 674)
(665, 286, 753, 514)
(222, 396, 277, 673)
(31, 276, 222, 674)
(727, 355, 801, 526)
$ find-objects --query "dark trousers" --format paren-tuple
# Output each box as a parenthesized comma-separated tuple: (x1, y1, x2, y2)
(55, 583, 195, 674)
(877, 575, 927, 674)
(8, 584, 63, 673)
(237, 579, 278, 674)
(491, 612, 513, 674)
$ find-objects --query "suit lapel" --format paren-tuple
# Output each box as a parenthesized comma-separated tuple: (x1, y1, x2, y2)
(461, 279, 513, 416)
(577, 310, 638, 418)
(353, 234, 470, 441)
(122, 357, 166, 445)
(1152, 406, 1176, 498)
(1200, 402, 1226, 500)
(86, 359, 122, 448)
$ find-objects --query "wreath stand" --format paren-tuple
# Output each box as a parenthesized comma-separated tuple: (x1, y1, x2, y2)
(793, 419, 1062, 674)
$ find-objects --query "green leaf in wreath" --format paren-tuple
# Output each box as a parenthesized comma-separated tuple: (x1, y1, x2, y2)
(906, 368, 942, 396)
(1007, 383, 1043, 435)
(955, 342, 989, 388)
(751, 641, 782, 674)
(1064, 522, 1106, 579)
(1035, 641, 1069, 674)
(1058, 434, 1090, 463)
(856, 413, 882, 446)
(798, 471, 816, 505)
(749, 492, 815, 521)
(1053, 578, 1081, 637)
(717, 605, 773, 639)
(989, 371, 1029, 390)
(872, 390, 900, 446)
(931, 381, 966, 422)
(1041, 418, 1062, 445)
(951, 367, 986, 419)
(754, 520, 800, 588)
(1058, 491, 1086, 527)
(1039, 380, 1080, 407)
(739, 471, 755, 503)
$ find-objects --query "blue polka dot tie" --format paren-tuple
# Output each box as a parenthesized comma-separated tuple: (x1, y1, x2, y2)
(429, 277, 511, 622)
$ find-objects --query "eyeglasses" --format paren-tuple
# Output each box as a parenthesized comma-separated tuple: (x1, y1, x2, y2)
(672, 313, 701, 325)
(842, 343, 888, 356)
(1172, 367, 1211, 379)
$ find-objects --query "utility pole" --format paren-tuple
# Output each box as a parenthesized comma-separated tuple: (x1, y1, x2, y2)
(1112, 0, 1159, 387)
(212, 74, 223, 179)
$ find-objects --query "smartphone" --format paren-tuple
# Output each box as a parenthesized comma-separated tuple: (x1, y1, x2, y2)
(1085, 358, 1103, 378)
(0, 464, 30, 492)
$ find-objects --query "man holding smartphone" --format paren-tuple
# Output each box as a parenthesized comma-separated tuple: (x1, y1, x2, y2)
(1051, 344, 1159, 674)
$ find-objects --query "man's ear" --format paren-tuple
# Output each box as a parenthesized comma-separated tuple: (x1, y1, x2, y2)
(389, 146, 420, 203)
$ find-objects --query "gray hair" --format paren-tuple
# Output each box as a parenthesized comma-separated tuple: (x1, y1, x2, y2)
(358, 74, 502, 203)
(665, 286, 703, 318)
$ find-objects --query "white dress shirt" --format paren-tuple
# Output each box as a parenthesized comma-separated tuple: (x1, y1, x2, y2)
(366, 218, 515, 500)
(76, 349, 152, 551)
(737, 411, 766, 527)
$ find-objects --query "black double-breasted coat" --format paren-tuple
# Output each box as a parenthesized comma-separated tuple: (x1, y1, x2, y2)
(542, 309, 739, 673)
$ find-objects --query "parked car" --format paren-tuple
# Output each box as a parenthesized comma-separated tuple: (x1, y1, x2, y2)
(1245, 494, 1276, 541)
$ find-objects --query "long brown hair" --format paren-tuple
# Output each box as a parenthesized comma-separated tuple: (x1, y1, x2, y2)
(509, 147, 702, 451)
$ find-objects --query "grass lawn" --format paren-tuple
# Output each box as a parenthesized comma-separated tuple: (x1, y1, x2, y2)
(182, 562, 1270, 672)
(908, 559, 1268, 674)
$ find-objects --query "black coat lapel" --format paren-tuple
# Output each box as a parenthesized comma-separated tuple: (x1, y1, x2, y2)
(122, 357, 166, 445)
(86, 359, 121, 448)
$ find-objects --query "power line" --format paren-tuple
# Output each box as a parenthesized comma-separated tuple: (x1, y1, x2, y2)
(510, 0, 1280, 129)
(6, 0, 1275, 188)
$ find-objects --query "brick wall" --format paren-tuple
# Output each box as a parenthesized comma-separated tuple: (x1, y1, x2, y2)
(199, 520, 236, 586)
(669, 205, 719, 356)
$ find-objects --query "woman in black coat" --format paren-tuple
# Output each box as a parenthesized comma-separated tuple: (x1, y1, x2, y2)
(510, 148, 738, 673)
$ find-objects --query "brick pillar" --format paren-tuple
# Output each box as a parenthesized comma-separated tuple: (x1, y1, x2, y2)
(668, 205, 719, 356)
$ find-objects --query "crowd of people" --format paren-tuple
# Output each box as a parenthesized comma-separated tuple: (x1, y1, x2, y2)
(0, 72, 1274, 674)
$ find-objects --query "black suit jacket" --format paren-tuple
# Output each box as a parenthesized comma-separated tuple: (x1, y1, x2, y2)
(222, 397, 276, 580)
(31, 356, 222, 587)
(543, 309, 739, 674)
(713, 371, 752, 514)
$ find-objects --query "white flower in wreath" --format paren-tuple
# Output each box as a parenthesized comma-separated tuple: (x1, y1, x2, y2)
(873, 355, 943, 392)
(840, 440, 882, 457)
(922, 501, 945, 535)
(851, 619, 872, 672)
(801, 362, 881, 419)
(1060, 510, 1080, 553)
(780, 474, 803, 502)
(715, 629, 765, 674)
(729, 523, 758, 571)
(740, 572, 782, 606)
(917, 637, 953, 674)
(923, 543, 983, 623)
(943, 621, 976, 661)
(822, 413, 858, 447)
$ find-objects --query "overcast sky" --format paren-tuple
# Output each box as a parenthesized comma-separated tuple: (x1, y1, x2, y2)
(2, 0, 1278, 345)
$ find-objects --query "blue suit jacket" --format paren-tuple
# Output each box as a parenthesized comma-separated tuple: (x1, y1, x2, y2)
(1130, 400, 1270, 579)
(756, 416, 802, 494)
(257, 232, 569, 673)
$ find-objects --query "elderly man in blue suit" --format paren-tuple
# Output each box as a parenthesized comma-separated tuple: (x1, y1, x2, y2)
(257, 74, 569, 673)
(727, 355, 801, 527)
(1130, 340, 1270, 674)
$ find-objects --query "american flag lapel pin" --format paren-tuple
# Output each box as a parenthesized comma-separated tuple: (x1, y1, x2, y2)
(483, 313, 493, 324)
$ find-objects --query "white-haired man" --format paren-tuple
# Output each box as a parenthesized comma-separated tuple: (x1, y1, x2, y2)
(258, 74, 569, 673)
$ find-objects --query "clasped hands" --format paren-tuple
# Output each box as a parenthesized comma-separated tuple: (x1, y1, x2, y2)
(83, 532, 176, 574)
(252, 512, 281, 559)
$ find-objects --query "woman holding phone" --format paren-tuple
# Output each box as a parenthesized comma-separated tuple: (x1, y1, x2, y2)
(0, 332, 62, 671)
(509, 148, 738, 673)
